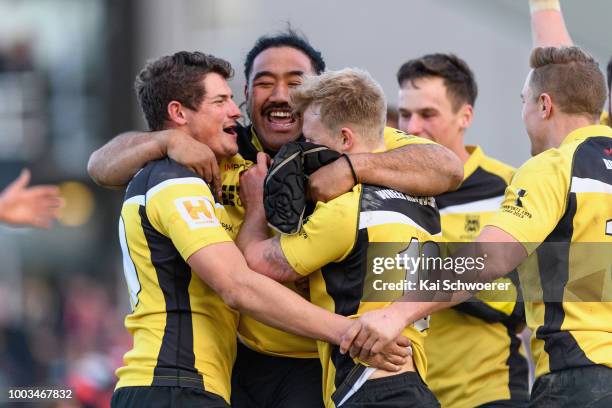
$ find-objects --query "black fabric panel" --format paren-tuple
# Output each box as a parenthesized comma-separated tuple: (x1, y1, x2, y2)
(324, 228, 369, 390)
(139, 205, 203, 389)
(146, 158, 202, 189)
(505, 324, 529, 402)
(535, 192, 593, 372)
(436, 167, 507, 210)
(236, 124, 259, 162)
(124, 162, 152, 200)
(361, 185, 441, 235)
(572, 136, 612, 184)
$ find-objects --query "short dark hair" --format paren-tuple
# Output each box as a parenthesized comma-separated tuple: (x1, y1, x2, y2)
(529, 46, 606, 119)
(244, 28, 325, 84)
(396, 53, 478, 111)
(135, 51, 233, 131)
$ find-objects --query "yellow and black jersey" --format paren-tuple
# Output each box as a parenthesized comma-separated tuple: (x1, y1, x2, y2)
(116, 158, 238, 403)
(426, 146, 528, 407)
(488, 125, 612, 379)
(280, 183, 441, 408)
(221, 125, 436, 359)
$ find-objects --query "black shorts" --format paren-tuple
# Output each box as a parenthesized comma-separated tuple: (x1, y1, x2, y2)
(111, 386, 229, 408)
(529, 365, 612, 408)
(231, 342, 324, 408)
(342, 372, 440, 408)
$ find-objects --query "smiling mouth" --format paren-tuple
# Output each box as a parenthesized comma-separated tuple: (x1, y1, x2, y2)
(266, 109, 297, 127)
(223, 125, 238, 136)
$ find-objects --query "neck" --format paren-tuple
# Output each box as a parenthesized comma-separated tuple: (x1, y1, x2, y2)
(445, 132, 470, 163)
(543, 114, 596, 149)
(346, 137, 385, 155)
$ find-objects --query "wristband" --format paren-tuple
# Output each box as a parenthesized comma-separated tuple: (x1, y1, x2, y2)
(529, 0, 561, 13)
(341, 154, 359, 185)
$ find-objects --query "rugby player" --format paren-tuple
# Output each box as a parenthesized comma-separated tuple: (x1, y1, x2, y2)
(395, 54, 528, 407)
(238, 68, 441, 407)
(89, 30, 463, 408)
(529, 0, 611, 127)
(341, 45, 612, 407)
(113, 51, 411, 408)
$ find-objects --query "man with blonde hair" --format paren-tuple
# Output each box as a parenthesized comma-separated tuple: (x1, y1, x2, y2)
(237, 68, 441, 407)
(341, 46, 612, 407)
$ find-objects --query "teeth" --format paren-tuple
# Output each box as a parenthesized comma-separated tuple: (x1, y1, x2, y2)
(269, 111, 292, 118)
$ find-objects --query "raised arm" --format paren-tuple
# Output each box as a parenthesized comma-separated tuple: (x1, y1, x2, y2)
(87, 129, 220, 193)
(529, 0, 573, 48)
(308, 143, 463, 202)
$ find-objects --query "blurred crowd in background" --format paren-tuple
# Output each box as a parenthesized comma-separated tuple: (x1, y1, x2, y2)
(0, 0, 609, 407)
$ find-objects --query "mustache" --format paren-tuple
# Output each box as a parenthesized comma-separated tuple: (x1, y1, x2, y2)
(262, 102, 293, 115)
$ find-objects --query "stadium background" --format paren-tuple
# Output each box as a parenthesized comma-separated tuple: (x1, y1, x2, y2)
(0, 0, 609, 406)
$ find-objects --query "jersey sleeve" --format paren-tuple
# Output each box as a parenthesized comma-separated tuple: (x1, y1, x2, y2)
(280, 190, 359, 276)
(146, 177, 232, 260)
(383, 127, 436, 150)
(486, 150, 570, 254)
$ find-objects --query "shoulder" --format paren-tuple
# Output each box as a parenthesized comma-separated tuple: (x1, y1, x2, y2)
(479, 155, 516, 185)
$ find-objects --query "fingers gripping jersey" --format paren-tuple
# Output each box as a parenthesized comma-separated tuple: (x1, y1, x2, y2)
(116, 158, 238, 403)
(488, 125, 612, 379)
(280, 184, 441, 407)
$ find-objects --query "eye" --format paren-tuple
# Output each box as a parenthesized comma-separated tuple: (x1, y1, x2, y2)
(254, 81, 273, 88)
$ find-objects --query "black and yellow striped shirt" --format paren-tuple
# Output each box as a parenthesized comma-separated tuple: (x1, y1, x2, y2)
(116, 158, 238, 403)
(488, 125, 612, 379)
(220, 126, 437, 359)
(281, 183, 441, 408)
(427, 146, 528, 408)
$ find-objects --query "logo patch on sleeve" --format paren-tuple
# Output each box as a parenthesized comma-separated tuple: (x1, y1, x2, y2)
(174, 196, 220, 229)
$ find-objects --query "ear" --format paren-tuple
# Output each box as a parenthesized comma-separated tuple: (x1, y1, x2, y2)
(339, 127, 354, 151)
(167, 101, 188, 126)
(458, 104, 474, 129)
(539, 93, 553, 119)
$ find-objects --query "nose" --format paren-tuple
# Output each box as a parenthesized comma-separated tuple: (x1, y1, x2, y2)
(268, 82, 290, 103)
(228, 99, 241, 120)
(404, 115, 423, 136)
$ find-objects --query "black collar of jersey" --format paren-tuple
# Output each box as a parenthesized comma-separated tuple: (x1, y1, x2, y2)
(238, 124, 305, 161)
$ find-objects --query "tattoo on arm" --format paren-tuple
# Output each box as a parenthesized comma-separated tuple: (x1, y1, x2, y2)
(262, 236, 300, 282)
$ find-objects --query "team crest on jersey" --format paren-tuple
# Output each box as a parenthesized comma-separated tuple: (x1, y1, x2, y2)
(514, 189, 527, 207)
(603, 158, 612, 170)
(174, 196, 220, 229)
(464, 215, 480, 233)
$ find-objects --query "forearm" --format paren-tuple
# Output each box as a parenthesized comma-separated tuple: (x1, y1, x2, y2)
(235, 207, 269, 252)
(530, 0, 573, 47)
(87, 131, 167, 188)
(351, 144, 463, 196)
(231, 267, 350, 344)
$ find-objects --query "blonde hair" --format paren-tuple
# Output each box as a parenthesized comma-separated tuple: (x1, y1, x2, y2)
(529, 46, 606, 119)
(290, 68, 386, 140)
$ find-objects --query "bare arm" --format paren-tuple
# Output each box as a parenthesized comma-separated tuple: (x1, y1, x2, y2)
(308, 143, 463, 202)
(529, 0, 573, 47)
(340, 226, 527, 356)
(87, 129, 221, 194)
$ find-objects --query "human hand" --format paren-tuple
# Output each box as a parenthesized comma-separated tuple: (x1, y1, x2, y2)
(0, 169, 64, 229)
(339, 305, 408, 358)
(163, 129, 221, 197)
(239, 152, 269, 214)
(307, 155, 355, 203)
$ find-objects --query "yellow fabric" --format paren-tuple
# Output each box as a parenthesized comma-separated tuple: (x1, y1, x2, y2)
(223, 126, 436, 359)
(427, 146, 526, 408)
(116, 160, 238, 403)
(601, 111, 610, 126)
(488, 125, 612, 379)
(281, 184, 439, 407)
